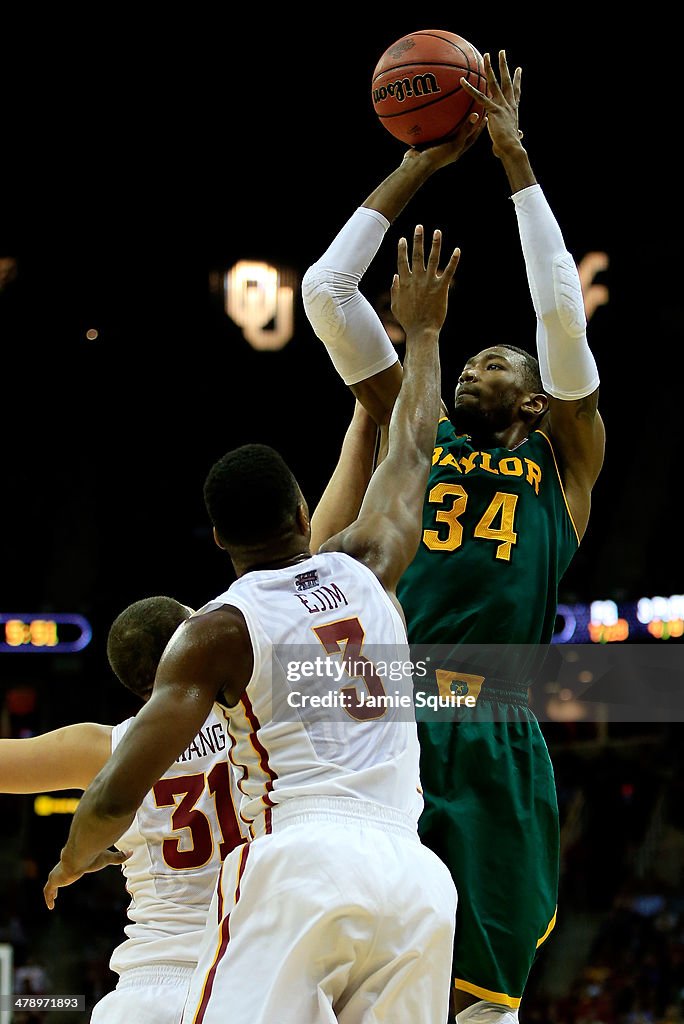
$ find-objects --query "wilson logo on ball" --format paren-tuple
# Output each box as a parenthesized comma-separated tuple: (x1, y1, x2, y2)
(373, 73, 441, 106)
(371, 28, 488, 147)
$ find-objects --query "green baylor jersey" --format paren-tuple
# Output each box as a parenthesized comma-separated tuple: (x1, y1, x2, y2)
(397, 417, 579, 1003)
(397, 418, 579, 684)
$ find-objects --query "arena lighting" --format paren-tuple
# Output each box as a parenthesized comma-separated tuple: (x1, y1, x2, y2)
(34, 795, 80, 816)
(554, 593, 684, 643)
(224, 260, 296, 350)
(0, 613, 92, 653)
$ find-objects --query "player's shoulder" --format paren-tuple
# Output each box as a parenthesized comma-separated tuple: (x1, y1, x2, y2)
(529, 427, 562, 461)
(436, 415, 457, 442)
(169, 602, 250, 651)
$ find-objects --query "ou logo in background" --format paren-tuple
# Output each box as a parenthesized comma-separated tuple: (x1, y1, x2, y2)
(224, 261, 296, 351)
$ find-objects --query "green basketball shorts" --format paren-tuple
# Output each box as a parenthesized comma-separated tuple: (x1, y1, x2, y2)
(417, 693, 559, 1008)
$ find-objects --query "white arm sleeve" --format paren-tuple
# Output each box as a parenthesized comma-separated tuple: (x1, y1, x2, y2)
(301, 207, 400, 386)
(512, 184, 600, 400)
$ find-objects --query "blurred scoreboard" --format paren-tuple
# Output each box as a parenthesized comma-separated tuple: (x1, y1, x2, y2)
(554, 594, 684, 643)
(0, 613, 92, 653)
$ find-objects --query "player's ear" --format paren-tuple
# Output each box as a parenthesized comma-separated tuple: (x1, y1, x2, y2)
(522, 392, 548, 419)
(212, 526, 226, 550)
(296, 501, 310, 537)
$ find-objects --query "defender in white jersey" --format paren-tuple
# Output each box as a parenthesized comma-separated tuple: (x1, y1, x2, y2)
(45, 227, 461, 1023)
(204, 548, 424, 839)
(92, 706, 245, 1024)
(0, 596, 245, 1024)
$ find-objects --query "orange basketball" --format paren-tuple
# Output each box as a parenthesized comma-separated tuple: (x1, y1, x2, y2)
(371, 29, 488, 147)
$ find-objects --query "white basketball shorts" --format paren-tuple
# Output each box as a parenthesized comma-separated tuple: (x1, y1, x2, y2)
(90, 964, 194, 1024)
(182, 797, 457, 1024)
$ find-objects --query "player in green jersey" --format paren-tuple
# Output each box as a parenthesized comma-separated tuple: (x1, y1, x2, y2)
(303, 50, 606, 1024)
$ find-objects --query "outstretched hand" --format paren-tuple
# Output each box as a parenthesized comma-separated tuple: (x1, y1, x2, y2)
(391, 225, 461, 338)
(44, 846, 132, 910)
(460, 50, 523, 159)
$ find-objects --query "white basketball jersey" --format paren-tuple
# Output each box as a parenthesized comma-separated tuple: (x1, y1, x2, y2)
(201, 551, 424, 838)
(109, 709, 247, 974)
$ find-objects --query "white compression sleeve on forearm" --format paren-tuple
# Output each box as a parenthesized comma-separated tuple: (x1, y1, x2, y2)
(301, 206, 399, 386)
(512, 184, 599, 400)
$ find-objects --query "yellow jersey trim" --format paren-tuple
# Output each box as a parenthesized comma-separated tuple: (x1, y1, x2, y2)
(454, 980, 521, 1009)
(534, 429, 580, 547)
(453, 907, 556, 1008)
(536, 907, 558, 948)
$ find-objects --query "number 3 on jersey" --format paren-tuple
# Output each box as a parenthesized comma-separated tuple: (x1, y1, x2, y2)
(313, 617, 388, 721)
(423, 483, 519, 561)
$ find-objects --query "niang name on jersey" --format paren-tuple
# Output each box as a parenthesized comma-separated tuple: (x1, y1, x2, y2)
(176, 721, 226, 763)
(433, 447, 542, 494)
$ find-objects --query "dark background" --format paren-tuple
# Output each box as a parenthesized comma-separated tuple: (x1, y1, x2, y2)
(1, 9, 682, 1021)
(3, 12, 680, 634)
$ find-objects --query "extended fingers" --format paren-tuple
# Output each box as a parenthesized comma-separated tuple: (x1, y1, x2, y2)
(498, 49, 514, 98)
(482, 51, 520, 101)
(395, 228, 460, 284)
(411, 224, 425, 272)
(502, 53, 523, 110)
(441, 247, 462, 287)
(426, 229, 443, 273)
(460, 74, 486, 101)
(483, 52, 504, 102)
(396, 235, 410, 279)
(395, 226, 427, 277)
(513, 65, 522, 105)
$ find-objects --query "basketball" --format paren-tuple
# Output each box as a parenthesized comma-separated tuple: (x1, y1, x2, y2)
(371, 29, 488, 147)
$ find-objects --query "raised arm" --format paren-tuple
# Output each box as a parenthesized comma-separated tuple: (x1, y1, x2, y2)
(0, 723, 113, 793)
(461, 51, 605, 537)
(321, 226, 459, 593)
(309, 400, 379, 554)
(301, 116, 483, 425)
